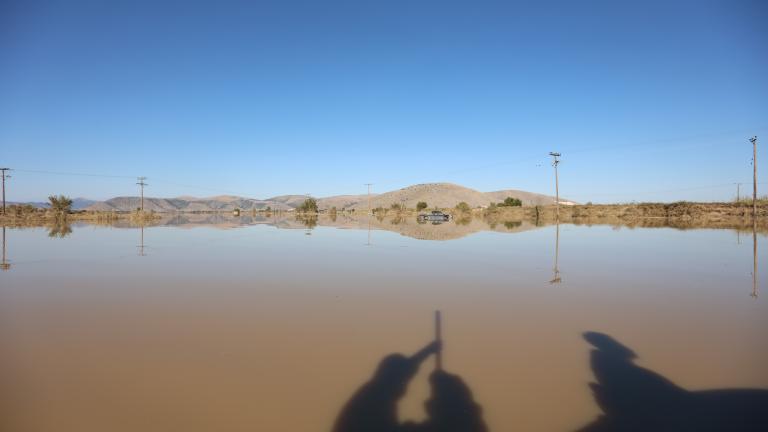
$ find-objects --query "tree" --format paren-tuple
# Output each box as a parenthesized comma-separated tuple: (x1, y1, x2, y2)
(297, 197, 318, 213)
(48, 195, 73, 214)
(455, 202, 471, 212)
(416, 201, 428, 211)
(500, 197, 522, 207)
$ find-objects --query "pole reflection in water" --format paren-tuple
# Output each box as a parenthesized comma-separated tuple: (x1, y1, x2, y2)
(550, 221, 562, 284)
(138, 224, 146, 257)
(1, 226, 10, 271)
(752, 219, 758, 299)
(366, 215, 371, 247)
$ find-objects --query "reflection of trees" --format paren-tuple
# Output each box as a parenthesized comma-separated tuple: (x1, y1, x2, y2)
(502, 220, 521, 229)
(296, 215, 318, 229)
(456, 216, 472, 226)
(47, 218, 73, 238)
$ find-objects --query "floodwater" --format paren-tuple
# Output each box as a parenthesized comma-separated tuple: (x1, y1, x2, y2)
(1, 216, 766, 431)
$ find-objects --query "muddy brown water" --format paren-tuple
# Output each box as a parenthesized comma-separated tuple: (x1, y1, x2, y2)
(1, 217, 766, 431)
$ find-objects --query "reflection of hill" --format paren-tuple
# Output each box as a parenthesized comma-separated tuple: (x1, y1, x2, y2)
(92, 213, 539, 240)
(322, 214, 539, 240)
(9, 212, 768, 240)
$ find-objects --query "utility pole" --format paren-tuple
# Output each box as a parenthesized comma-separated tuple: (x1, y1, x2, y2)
(735, 183, 741, 202)
(549, 153, 561, 219)
(365, 183, 373, 215)
(136, 177, 148, 212)
(749, 136, 758, 220)
(1, 168, 10, 215)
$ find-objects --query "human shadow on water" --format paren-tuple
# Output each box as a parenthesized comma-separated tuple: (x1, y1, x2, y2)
(578, 332, 768, 432)
(332, 341, 487, 432)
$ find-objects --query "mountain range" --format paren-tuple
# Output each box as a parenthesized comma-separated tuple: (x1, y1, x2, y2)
(64, 183, 568, 212)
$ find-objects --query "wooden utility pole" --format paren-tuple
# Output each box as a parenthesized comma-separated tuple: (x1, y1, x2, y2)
(549, 153, 561, 218)
(0, 168, 10, 215)
(136, 177, 148, 212)
(750, 136, 758, 219)
(735, 183, 741, 202)
(365, 183, 373, 215)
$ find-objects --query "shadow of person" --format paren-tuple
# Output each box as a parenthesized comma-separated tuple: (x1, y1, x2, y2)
(332, 341, 487, 432)
(578, 331, 768, 432)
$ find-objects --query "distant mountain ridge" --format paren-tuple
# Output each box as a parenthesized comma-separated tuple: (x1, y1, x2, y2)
(81, 183, 570, 212)
(9, 198, 96, 210)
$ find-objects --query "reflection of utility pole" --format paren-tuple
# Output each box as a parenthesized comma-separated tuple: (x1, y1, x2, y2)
(549, 153, 561, 219)
(549, 222, 562, 284)
(365, 183, 373, 215)
(137, 225, 146, 257)
(752, 217, 758, 299)
(366, 215, 371, 246)
(1, 226, 10, 271)
(1, 168, 10, 215)
(136, 177, 148, 212)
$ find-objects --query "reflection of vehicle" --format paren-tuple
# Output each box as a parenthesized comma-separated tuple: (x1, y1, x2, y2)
(418, 211, 451, 222)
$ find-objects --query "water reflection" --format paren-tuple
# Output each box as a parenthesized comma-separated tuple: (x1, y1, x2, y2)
(753, 219, 758, 299)
(138, 224, 146, 257)
(1, 226, 10, 271)
(1, 221, 766, 431)
(47, 218, 72, 238)
(578, 332, 768, 431)
(550, 222, 562, 284)
(367, 216, 372, 246)
(296, 215, 318, 234)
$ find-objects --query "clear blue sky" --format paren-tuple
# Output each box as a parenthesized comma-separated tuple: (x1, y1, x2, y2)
(1, 0, 766, 203)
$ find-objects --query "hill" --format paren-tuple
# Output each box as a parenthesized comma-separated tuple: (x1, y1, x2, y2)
(88, 196, 291, 212)
(347, 183, 564, 210)
(82, 183, 569, 212)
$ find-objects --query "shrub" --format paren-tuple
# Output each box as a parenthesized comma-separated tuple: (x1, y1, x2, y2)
(48, 195, 73, 214)
(499, 197, 522, 207)
(416, 201, 428, 211)
(455, 202, 471, 212)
